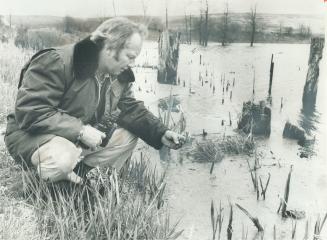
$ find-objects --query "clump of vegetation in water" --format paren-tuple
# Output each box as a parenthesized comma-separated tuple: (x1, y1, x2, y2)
(192, 134, 255, 164)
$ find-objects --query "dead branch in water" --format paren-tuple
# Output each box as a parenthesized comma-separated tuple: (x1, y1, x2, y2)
(235, 203, 264, 232)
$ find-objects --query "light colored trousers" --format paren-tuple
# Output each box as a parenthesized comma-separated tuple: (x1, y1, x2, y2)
(31, 128, 137, 183)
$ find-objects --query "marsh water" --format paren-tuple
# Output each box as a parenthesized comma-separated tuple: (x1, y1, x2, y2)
(133, 41, 327, 240)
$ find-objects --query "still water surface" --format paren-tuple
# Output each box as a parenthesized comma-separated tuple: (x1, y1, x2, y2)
(133, 42, 327, 240)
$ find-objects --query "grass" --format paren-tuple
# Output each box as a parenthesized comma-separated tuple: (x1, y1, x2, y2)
(22, 160, 182, 240)
(0, 41, 33, 124)
(0, 143, 182, 239)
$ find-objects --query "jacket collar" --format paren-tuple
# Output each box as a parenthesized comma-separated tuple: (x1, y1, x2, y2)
(73, 36, 135, 83)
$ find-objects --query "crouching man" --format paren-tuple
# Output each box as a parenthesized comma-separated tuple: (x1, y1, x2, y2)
(4, 17, 185, 184)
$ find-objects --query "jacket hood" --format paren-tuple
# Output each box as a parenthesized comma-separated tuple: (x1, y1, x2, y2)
(73, 37, 135, 83)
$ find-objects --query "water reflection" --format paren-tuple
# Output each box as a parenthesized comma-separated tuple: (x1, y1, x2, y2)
(298, 107, 320, 135)
(297, 106, 321, 157)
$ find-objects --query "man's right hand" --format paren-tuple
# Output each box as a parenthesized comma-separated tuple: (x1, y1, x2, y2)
(79, 125, 106, 150)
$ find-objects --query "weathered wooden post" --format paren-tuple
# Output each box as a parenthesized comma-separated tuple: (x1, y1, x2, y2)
(157, 30, 181, 84)
(302, 37, 324, 110)
(268, 54, 274, 95)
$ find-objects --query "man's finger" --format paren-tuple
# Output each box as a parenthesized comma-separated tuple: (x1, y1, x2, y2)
(178, 135, 186, 143)
(173, 135, 180, 144)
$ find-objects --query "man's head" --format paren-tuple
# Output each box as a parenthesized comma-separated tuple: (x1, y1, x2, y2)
(91, 17, 147, 75)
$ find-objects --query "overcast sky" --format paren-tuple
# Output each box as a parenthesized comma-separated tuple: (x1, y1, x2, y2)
(0, 0, 326, 18)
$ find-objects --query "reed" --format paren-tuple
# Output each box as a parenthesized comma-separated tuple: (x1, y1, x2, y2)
(7, 156, 183, 240)
(236, 203, 264, 232)
(313, 213, 327, 240)
(210, 200, 224, 240)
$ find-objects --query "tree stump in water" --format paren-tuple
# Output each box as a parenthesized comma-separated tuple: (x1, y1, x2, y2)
(157, 30, 181, 85)
(238, 101, 271, 136)
(283, 121, 306, 145)
(302, 37, 324, 110)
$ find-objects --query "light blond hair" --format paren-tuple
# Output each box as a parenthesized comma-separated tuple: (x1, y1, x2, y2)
(90, 17, 147, 53)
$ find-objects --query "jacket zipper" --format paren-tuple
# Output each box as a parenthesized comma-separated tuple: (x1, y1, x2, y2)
(94, 76, 101, 122)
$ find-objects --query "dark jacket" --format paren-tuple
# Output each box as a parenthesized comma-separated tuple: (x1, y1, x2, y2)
(5, 37, 168, 165)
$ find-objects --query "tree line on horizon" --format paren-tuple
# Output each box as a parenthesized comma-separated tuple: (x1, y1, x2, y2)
(0, 11, 315, 50)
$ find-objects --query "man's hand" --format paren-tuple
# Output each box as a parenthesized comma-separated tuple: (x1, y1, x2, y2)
(79, 125, 106, 150)
(161, 130, 186, 149)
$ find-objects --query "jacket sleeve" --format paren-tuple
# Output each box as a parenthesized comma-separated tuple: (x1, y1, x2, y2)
(117, 83, 168, 149)
(15, 50, 83, 141)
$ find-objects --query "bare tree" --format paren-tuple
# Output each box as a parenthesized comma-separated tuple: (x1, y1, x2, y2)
(184, 11, 189, 43)
(299, 24, 312, 39)
(285, 26, 293, 36)
(199, 10, 203, 45)
(141, 0, 149, 22)
(0, 16, 4, 27)
(112, 0, 117, 16)
(63, 16, 76, 33)
(203, 0, 209, 46)
(198, 0, 209, 46)
(189, 14, 192, 44)
(306, 26, 312, 38)
(278, 22, 283, 41)
(220, 3, 229, 46)
(249, 5, 257, 47)
(299, 24, 306, 38)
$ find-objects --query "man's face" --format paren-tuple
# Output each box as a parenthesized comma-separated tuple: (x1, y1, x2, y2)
(99, 32, 142, 75)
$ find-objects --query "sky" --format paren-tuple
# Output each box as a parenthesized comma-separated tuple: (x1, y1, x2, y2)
(0, 0, 326, 18)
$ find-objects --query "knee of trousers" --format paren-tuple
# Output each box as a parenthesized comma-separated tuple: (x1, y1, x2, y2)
(31, 136, 82, 182)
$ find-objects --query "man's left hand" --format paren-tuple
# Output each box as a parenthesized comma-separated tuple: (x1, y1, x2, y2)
(161, 130, 186, 149)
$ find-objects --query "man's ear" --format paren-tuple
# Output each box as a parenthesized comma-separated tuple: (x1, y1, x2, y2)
(106, 47, 116, 58)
